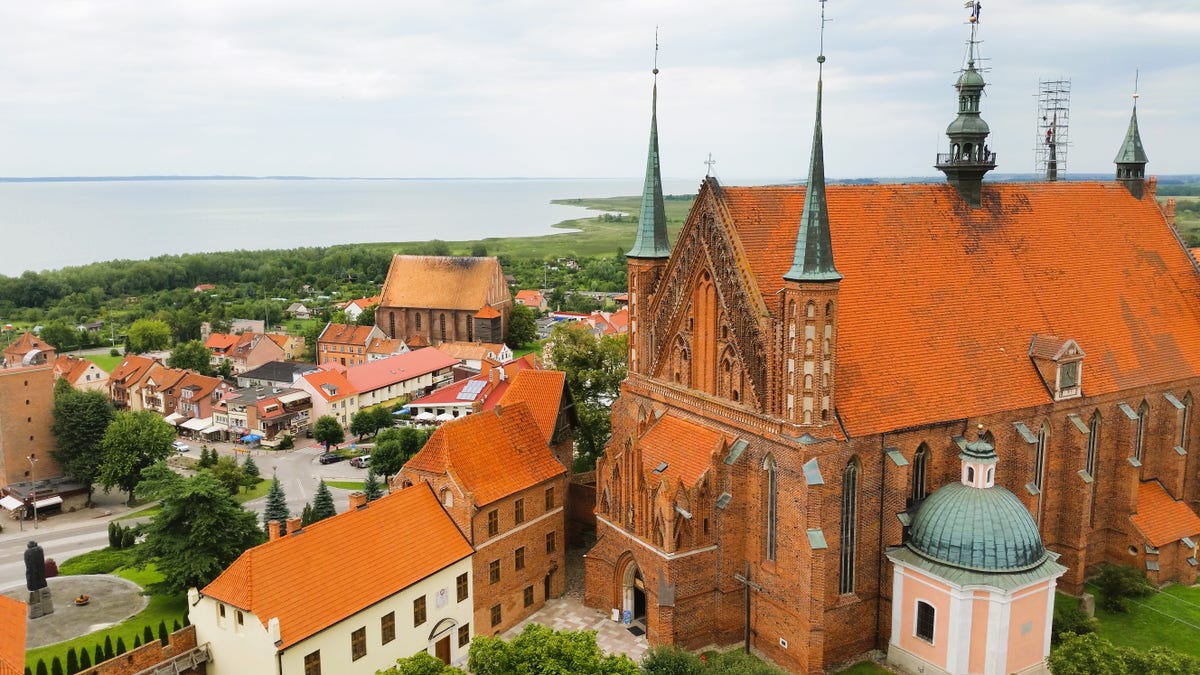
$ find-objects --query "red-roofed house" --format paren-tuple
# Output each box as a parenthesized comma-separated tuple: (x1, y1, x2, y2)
(342, 295, 381, 322)
(436, 341, 512, 370)
(407, 355, 541, 422)
(317, 323, 387, 367)
(53, 354, 109, 392)
(295, 369, 359, 427)
(376, 255, 512, 346)
(1130, 480, 1200, 584)
(108, 354, 159, 409)
(344, 347, 459, 409)
(397, 402, 568, 635)
(3, 331, 56, 367)
(192, 484, 474, 673)
(514, 289, 547, 312)
(205, 333, 285, 375)
(0, 595, 26, 675)
(264, 333, 306, 361)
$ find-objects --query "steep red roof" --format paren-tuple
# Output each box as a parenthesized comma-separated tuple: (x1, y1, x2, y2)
(318, 323, 378, 346)
(515, 290, 545, 306)
(406, 402, 564, 506)
(438, 341, 506, 362)
(0, 595, 25, 675)
(205, 333, 238, 351)
(344, 348, 458, 393)
(497, 370, 568, 444)
(380, 255, 509, 312)
(1131, 480, 1200, 548)
(301, 369, 357, 402)
(640, 414, 727, 489)
(54, 354, 103, 383)
(109, 354, 158, 385)
(202, 483, 471, 650)
(716, 181, 1200, 436)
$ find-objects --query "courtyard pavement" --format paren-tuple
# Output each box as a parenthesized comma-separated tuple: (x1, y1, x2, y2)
(501, 596, 649, 662)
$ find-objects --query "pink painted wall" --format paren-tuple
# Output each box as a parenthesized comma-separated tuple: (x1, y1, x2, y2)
(969, 590, 991, 674)
(1006, 580, 1051, 674)
(896, 569, 951, 668)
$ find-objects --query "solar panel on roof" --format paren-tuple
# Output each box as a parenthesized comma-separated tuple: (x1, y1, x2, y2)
(455, 379, 487, 401)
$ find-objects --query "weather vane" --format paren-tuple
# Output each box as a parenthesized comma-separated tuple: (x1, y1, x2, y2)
(817, 0, 830, 72)
(653, 26, 660, 77)
(1133, 69, 1140, 105)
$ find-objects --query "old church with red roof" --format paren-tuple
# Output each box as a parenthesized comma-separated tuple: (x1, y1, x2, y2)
(583, 9, 1200, 675)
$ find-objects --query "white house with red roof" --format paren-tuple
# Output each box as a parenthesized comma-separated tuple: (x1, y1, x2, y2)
(514, 289, 547, 312)
(341, 295, 381, 322)
(406, 354, 538, 423)
(295, 368, 359, 427)
(192, 486, 474, 674)
(297, 347, 458, 426)
(53, 354, 109, 393)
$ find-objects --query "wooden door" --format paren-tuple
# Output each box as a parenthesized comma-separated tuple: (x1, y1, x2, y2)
(435, 635, 451, 664)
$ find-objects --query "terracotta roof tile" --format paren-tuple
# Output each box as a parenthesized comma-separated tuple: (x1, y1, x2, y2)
(639, 414, 727, 489)
(204, 333, 239, 351)
(343, 348, 458, 393)
(380, 255, 509, 312)
(475, 305, 501, 319)
(497, 370, 567, 443)
(515, 290, 545, 305)
(0, 595, 25, 675)
(1131, 480, 1200, 548)
(405, 402, 564, 505)
(717, 182, 1200, 436)
(110, 354, 157, 385)
(437, 341, 506, 362)
(366, 337, 405, 355)
(300, 369, 357, 402)
(317, 323, 378, 346)
(202, 483, 471, 650)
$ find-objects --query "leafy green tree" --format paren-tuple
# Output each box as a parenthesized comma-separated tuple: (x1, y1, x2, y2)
(468, 624, 639, 675)
(371, 405, 396, 433)
(312, 480, 337, 522)
(356, 303, 378, 326)
(53, 373, 74, 399)
(301, 502, 316, 526)
(263, 476, 290, 534)
(378, 651, 465, 675)
(506, 302, 537, 348)
(98, 410, 176, 504)
(166, 339, 212, 375)
(218, 358, 233, 380)
(470, 243, 489, 257)
(349, 409, 375, 440)
(1047, 632, 1129, 675)
(51, 388, 115, 503)
(134, 464, 265, 595)
(127, 319, 172, 353)
(699, 650, 788, 674)
(1093, 563, 1155, 612)
(40, 322, 82, 351)
(641, 645, 704, 675)
(208, 456, 246, 495)
(546, 323, 626, 470)
(371, 433, 405, 484)
(312, 415, 344, 449)
(364, 467, 383, 502)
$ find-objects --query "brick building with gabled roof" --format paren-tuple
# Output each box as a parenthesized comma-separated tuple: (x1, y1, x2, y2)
(192, 484, 474, 673)
(317, 323, 388, 367)
(2, 331, 55, 367)
(376, 255, 512, 346)
(584, 13, 1200, 674)
(396, 402, 568, 636)
(108, 354, 159, 409)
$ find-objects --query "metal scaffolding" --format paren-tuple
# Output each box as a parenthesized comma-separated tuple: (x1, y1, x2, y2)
(1035, 79, 1071, 180)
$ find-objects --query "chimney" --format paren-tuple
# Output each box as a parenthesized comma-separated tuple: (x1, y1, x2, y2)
(1147, 175, 1158, 197)
(268, 519, 281, 541)
(349, 491, 367, 509)
(495, 404, 503, 417)
(1165, 197, 1177, 228)
(286, 516, 302, 534)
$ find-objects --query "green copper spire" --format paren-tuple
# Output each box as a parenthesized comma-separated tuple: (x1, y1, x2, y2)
(627, 73, 670, 259)
(1115, 86, 1149, 198)
(934, 3, 996, 207)
(784, 56, 841, 283)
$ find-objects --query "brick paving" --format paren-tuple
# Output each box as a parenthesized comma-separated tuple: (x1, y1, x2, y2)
(501, 596, 648, 663)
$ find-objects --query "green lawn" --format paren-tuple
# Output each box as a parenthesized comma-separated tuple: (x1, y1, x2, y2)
(84, 353, 124, 373)
(1086, 582, 1200, 658)
(325, 480, 365, 491)
(26, 551, 187, 671)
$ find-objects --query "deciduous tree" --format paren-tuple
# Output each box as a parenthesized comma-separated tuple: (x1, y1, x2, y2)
(51, 387, 115, 503)
(505, 302, 537, 348)
(545, 323, 626, 470)
(166, 339, 212, 375)
(98, 411, 176, 504)
(312, 415, 344, 449)
(468, 624, 639, 675)
(127, 319, 171, 353)
(134, 464, 265, 595)
(378, 651, 465, 675)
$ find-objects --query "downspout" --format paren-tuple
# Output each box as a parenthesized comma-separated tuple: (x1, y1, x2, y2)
(876, 432, 886, 649)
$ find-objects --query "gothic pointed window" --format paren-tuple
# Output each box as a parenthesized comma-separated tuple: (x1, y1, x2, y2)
(764, 456, 778, 561)
(415, 314, 421, 330)
(439, 313, 447, 341)
(839, 458, 859, 594)
(1181, 394, 1192, 453)
(911, 444, 930, 504)
(1034, 422, 1048, 490)
(1086, 411, 1100, 477)
(1136, 401, 1149, 462)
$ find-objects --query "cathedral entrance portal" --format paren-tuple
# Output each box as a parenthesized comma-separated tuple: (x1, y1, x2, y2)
(621, 560, 647, 625)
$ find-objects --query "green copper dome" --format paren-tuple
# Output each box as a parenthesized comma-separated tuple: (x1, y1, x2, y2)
(908, 482, 1048, 573)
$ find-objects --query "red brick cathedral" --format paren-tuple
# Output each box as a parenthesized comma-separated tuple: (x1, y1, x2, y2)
(583, 12, 1200, 675)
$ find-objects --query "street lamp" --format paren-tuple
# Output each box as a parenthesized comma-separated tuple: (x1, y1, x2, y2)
(28, 454, 38, 530)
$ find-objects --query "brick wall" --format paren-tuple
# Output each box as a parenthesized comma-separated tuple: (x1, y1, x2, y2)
(565, 479, 596, 546)
(76, 625, 202, 675)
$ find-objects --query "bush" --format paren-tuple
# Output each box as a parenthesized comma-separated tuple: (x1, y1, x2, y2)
(1093, 563, 1154, 612)
(642, 645, 705, 675)
(699, 650, 789, 674)
(1052, 597, 1098, 645)
(109, 348, 120, 357)
(278, 434, 294, 450)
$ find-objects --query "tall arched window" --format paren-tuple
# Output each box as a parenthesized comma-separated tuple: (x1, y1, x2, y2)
(1181, 394, 1192, 454)
(839, 458, 859, 594)
(1087, 411, 1100, 476)
(764, 456, 778, 561)
(415, 313, 422, 330)
(439, 313, 447, 341)
(911, 444, 930, 504)
(1136, 401, 1149, 462)
(1034, 422, 1049, 490)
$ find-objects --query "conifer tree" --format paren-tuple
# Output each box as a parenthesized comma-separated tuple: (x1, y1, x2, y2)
(65, 649, 78, 675)
(173, 619, 181, 632)
(50, 658, 63, 675)
(133, 635, 141, 649)
(158, 620, 169, 645)
(104, 636, 114, 659)
(115, 637, 126, 656)
(242, 455, 260, 480)
(35, 659, 47, 675)
(264, 475, 290, 534)
(143, 625, 154, 644)
(312, 480, 336, 522)
(80, 649, 92, 669)
(301, 502, 315, 526)
(93, 644, 104, 664)
(364, 467, 383, 502)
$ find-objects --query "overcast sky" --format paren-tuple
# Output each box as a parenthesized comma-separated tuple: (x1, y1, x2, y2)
(1, 1, 1196, 181)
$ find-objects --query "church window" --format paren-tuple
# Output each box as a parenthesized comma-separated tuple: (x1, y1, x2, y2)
(825, 301, 833, 318)
(1136, 401, 1149, 462)
(468, 318, 474, 342)
(415, 314, 421, 330)
(911, 444, 929, 503)
(803, 410, 812, 424)
(1086, 411, 1100, 477)
(916, 601, 935, 643)
(806, 302, 815, 318)
(439, 313, 447, 341)
(966, 466, 975, 483)
(764, 456, 778, 561)
(839, 458, 859, 594)
(1034, 422, 1048, 490)
(733, 390, 740, 402)
(1181, 394, 1192, 453)
(388, 312, 395, 337)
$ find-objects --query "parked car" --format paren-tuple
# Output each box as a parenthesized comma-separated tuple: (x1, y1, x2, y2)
(350, 455, 370, 468)
(172, 440, 191, 453)
(318, 452, 344, 465)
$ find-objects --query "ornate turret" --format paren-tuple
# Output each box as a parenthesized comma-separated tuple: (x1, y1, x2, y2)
(781, 2, 840, 428)
(935, 2, 996, 208)
(1115, 97, 1149, 199)
(626, 40, 671, 377)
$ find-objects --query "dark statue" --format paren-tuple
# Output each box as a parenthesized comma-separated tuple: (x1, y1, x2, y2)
(25, 540, 47, 591)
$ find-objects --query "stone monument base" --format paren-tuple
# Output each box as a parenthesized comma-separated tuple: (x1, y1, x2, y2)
(28, 587, 54, 619)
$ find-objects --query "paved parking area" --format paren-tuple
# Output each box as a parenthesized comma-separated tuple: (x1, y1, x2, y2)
(501, 597, 648, 662)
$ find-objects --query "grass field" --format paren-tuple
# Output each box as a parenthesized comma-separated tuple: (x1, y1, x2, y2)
(1086, 582, 1200, 658)
(1168, 196, 1200, 246)
(26, 552, 187, 672)
(325, 480, 365, 491)
(83, 353, 124, 372)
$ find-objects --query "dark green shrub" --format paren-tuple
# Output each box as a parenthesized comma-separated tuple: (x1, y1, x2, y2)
(104, 636, 113, 659)
(50, 657, 63, 675)
(35, 659, 47, 675)
(159, 620, 169, 645)
(278, 434, 294, 450)
(115, 637, 126, 656)
(93, 644, 103, 664)
(1093, 563, 1154, 612)
(109, 348, 120, 357)
(173, 619, 181, 631)
(143, 625, 154, 644)
(1052, 597, 1098, 644)
(65, 648, 78, 675)
(133, 635, 141, 648)
(121, 527, 136, 549)
(79, 649, 91, 669)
